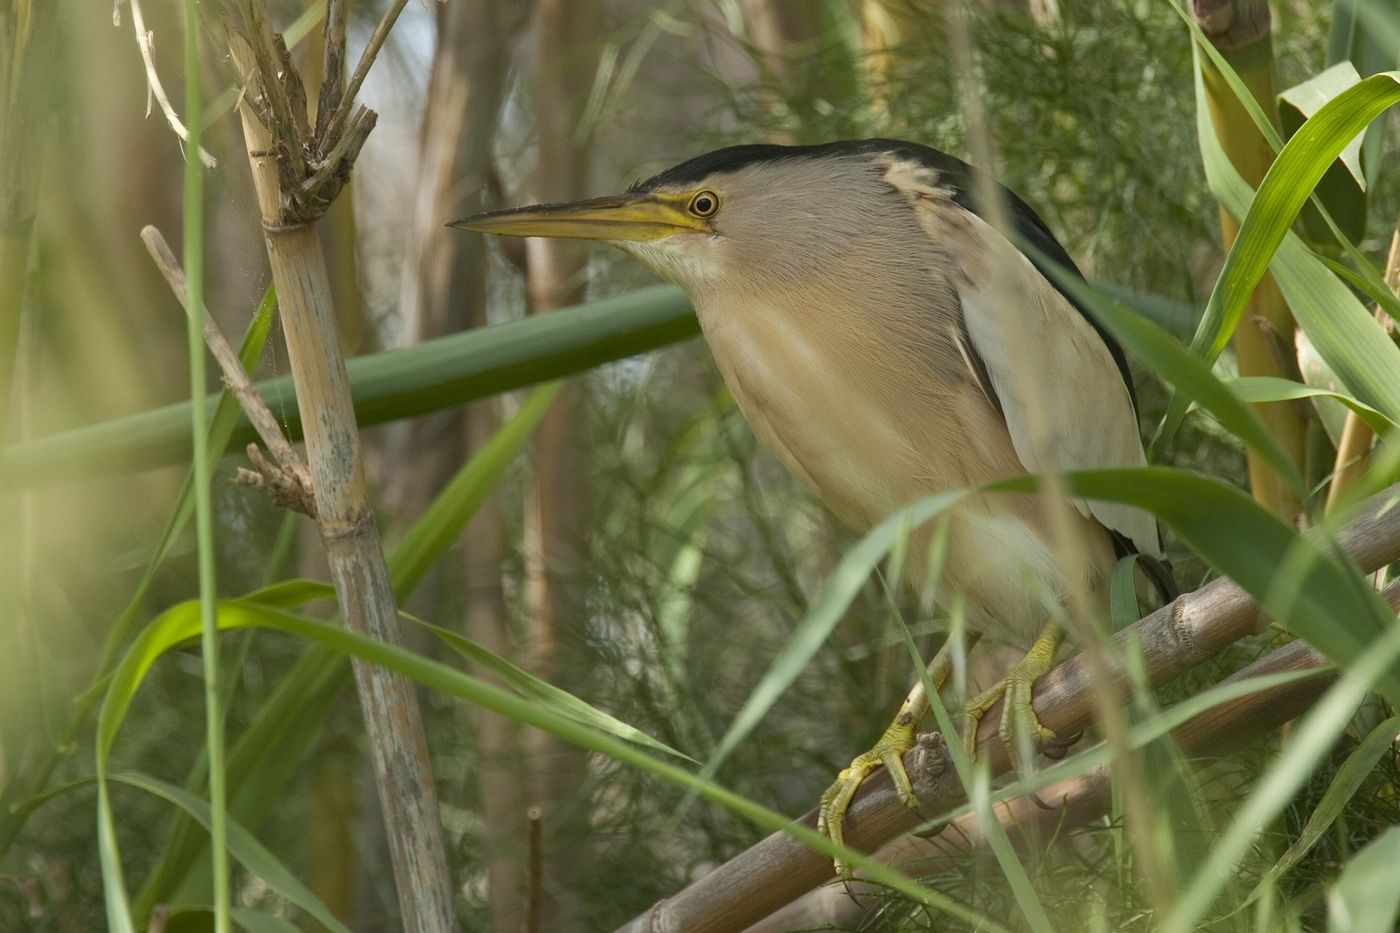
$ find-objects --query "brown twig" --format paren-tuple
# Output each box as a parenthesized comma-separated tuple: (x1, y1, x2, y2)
(313, 0, 350, 139)
(234, 443, 316, 517)
(139, 225, 315, 516)
(614, 486, 1400, 933)
(318, 0, 409, 147)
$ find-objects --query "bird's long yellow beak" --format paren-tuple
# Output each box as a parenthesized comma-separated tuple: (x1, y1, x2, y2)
(448, 193, 708, 242)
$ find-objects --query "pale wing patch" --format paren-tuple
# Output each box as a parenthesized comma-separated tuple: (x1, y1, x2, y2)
(878, 155, 955, 202)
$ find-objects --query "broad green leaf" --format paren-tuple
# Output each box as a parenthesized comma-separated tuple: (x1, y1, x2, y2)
(1316, 254, 1400, 327)
(1227, 376, 1397, 436)
(1278, 63, 1369, 245)
(1180, 60, 1400, 440)
(1328, 0, 1399, 192)
(107, 772, 350, 933)
(1174, 0, 1400, 344)
(1154, 34, 1400, 449)
(1199, 69, 1400, 360)
(1328, 826, 1400, 933)
(106, 599, 1004, 932)
(0, 285, 696, 486)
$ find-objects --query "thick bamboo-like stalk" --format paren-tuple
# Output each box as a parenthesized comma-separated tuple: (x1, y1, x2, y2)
(225, 32, 455, 933)
(614, 486, 1400, 933)
(1326, 218, 1400, 512)
(1195, 0, 1308, 522)
(0, 285, 697, 487)
(749, 635, 1341, 932)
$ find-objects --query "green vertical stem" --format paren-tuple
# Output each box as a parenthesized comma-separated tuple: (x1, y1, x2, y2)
(183, 2, 229, 930)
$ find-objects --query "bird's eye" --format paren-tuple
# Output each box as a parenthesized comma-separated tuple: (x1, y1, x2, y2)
(688, 190, 720, 217)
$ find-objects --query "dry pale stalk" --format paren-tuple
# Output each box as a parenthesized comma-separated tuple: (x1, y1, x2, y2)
(222, 18, 455, 933)
(614, 486, 1400, 933)
(139, 225, 315, 515)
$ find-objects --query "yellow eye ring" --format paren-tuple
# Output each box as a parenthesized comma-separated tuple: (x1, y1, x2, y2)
(688, 190, 720, 217)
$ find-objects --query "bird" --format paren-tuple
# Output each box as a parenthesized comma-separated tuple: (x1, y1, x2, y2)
(449, 138, 1167, 872)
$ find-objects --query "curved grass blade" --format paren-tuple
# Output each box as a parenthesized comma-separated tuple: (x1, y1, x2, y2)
(1015, 468, 1400, 703)
(135, 384, 554, 911)
(399, 608, 695, 763)
(1317, 253, 1400, 326)
(103, 599, 1006, 932)
(107, 772, 350, 933)
(1164, 59, 1400, 451)
(1167, 0, 1400, 332)
(233, 578, 688, 761)
(1161, 59, 1400, 450)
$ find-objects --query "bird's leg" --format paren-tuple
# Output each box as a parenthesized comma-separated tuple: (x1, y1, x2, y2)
(961, 621, 1062, 769)
(817, 644, 954, 875)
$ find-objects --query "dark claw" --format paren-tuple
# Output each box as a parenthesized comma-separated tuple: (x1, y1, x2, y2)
(1040, 730, 1084, 761)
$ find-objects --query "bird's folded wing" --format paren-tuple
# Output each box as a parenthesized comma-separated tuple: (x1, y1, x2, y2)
(956, 213, 1161, 559)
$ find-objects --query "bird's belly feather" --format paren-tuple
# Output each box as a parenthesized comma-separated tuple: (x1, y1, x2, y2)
(696, 298, 1108, 647)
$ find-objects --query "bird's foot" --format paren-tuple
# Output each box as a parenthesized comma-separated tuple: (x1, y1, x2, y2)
(818, 716, 918, 876)
(961, 623, 1061, 769)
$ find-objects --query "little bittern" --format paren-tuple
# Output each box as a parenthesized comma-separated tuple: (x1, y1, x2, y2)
(451, 138, 1167, 872)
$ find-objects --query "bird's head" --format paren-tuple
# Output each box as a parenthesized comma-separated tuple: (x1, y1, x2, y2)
(448, 143, 914, 298)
